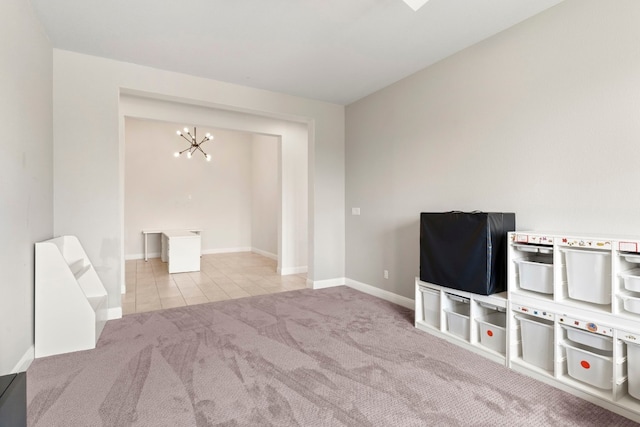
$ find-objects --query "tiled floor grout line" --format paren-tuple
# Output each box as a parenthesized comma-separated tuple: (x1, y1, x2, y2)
(122, 252, 307, 315)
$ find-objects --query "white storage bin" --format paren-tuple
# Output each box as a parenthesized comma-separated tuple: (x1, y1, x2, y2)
(627, 341, 640, 400)
(620, 268, 640, 293)
(620, 294, 640, 314)
(420, 287, 440, 327)
(563, 343, 613, 390)
(564, 249, 611, 305)
(477, 312, 507, 354)
(515, 259, 554, 294)
(624, 254, 640, 264)
(561, 325, 613, 351)
(444, 304, 470, 340)
(515, 314, 554, 371)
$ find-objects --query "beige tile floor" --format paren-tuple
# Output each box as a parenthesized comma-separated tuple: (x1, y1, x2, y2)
(122, 252, 308, 315)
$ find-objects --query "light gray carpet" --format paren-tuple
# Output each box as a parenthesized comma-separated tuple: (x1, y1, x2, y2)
(27, 286, 638, 426)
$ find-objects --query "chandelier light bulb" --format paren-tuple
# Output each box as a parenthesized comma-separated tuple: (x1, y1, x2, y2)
(184, 127, 189, 133)
(176, 130, 181, 136)
(206, 154, 212, 161)
(174, 152, 180, 157)
(187, 152, 192, 159)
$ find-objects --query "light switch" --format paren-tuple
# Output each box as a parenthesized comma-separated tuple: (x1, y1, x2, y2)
(352, 207, 361, 215)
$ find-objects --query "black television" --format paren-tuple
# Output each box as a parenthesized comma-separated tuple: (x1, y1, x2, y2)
(419, 211, 515, 296)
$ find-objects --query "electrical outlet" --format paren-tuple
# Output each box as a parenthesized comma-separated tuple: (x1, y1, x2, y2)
(383, 270, 389, 279)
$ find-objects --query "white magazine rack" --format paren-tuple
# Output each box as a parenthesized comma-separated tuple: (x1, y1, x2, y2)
(35, 235, 108, 358)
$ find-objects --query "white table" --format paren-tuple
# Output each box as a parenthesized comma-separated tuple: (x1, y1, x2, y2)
(141, 228, 201, 261)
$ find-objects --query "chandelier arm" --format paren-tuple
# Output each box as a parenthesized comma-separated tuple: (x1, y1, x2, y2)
(196, 145, 208, 156)
(179, 134, 193, 144)
(179, 147, 192, 155)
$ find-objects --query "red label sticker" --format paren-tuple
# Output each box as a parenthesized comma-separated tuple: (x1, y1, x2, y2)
(487, 330, 493, 337)
(581, 360, 590, 369)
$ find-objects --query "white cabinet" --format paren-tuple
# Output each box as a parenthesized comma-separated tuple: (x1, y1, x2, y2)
(161, 230, 201, 273)
(35, 236, 108, 358)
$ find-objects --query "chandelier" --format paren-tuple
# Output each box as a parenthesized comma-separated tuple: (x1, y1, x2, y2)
(174, 127, 213, 161)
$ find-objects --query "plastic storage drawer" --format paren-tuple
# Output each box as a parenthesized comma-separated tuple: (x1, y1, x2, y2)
(515, 259, 553, 294)
(564, 249, 611, 305)
(477, 312, 507, 354)
(444, 304, 470, 340)
(420, 287, 440, 327)
(562, 326, 613, 351)
(620, 294, 640, 314)
(620, 268, 640, 292)
(563, 343, 613, 390)
(516, 315, 554, 371)
(627, 341, 640, 400)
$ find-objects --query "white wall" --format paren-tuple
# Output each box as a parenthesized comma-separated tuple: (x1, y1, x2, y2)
(125, 119, 254, 258)
(53, 51, 343, 313)
(0, 0, 52, 374)
(121, 95, 307, 274)
(345, 0, 640, 299)
(251, 134, 279, 258)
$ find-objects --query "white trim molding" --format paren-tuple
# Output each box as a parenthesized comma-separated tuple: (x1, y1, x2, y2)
(308, 277, 415, 310)
(12, 345, 34, 373)
(279, 266, 308, 275)
(107, 306, 123, 320)
(251, 247, 277, 260)
(308, 277, 346, 289)
(125, 252, 158, 261)
(125, 247, 255, 261)
(345, 279, 415, 310)
(202, 247, 253, 255)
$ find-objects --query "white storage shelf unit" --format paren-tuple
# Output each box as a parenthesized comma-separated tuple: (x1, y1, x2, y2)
(508, 232, 640, 320)
(415, 280, 508, 364)
(35, 235, 108, 358)
(506, 231, 640, 422)
(416, 230, 640, 423)
(509, 299, 640, 420)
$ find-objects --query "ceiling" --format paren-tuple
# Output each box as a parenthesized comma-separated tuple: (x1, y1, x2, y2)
(29, 0, 563, 105)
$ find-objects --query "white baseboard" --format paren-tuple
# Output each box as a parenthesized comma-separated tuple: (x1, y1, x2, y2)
(309, 277, 346, 289)
(308, 277, 415, 310)
(202, 247, 253, 255)
(345, 278, 415, 310)
(107, 306, 122, 320)
(125, 247, 254, 261)
(13, 345, 34, 372)
(125, 252, 155, 261)
(279, 266, 308, 275)
(251, 247, 277, 260)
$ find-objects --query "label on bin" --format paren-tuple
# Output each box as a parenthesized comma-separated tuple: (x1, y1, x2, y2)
(620, 241, 639, 253)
